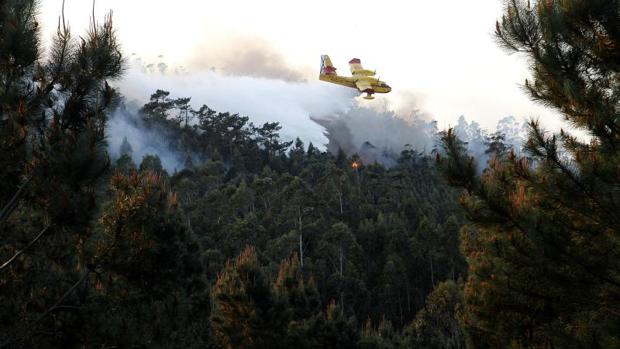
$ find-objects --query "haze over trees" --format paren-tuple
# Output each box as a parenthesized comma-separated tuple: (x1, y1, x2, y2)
(1, 0, 618, 348)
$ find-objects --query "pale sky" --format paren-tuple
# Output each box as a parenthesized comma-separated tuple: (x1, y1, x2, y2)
(39, 0, 563, 131)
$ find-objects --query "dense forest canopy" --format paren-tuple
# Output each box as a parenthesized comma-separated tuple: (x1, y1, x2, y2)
(1, 0, 618, 348)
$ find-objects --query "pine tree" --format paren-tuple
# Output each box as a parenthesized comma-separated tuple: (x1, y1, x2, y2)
(96, 170, 205, 346)
(119, 136, 133, 155)
(141, 89, 174, 120)
(0, 1, 123, 346)
(359, 318, 403, 349)
(211, 246, 275, 349)
(406, 280, 464, 349)
(484, 131, 508, 160)
(310, 300, 359, 349)
(438, 0, 620, 347)
(139, 154, 166, 174)
(184, 152, 195, 169)
(174, 96, 192, 126)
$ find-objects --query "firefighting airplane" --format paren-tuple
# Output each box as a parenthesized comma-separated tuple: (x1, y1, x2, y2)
(319, 55, 391, 99)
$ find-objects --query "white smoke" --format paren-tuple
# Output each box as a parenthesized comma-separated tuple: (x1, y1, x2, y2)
(496, 115, 528, 151)
(114, 58, 356, 147)
(454, 115, 529, 170)
(107, 58, 530, 172)
(104, 58, 359, 172)
(107, 106, 187, 173)
(313, 105, 438, 165)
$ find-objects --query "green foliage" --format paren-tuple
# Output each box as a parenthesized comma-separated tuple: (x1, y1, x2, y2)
(141, 89, 175, 120)
(406, 280, 465, 349)
(159, 98, 467, 346)
(484, 132, 509, 160)
(100, 171, 199, 296)
(171, 132, 466, 329)
(134, 90, 293, 171)
(439, 0, 620, 347)
(115, 153, 136, 173)
(436, 129, 477, 194)
(139, 153, 166, 174)
(211, 246, 274, 349)
(92, 170, 207, 347)
(1, 2, 469, 347)
(0, 1, 124, 346)
(359, 319, 403, 349)
(211, 249, 360, 349)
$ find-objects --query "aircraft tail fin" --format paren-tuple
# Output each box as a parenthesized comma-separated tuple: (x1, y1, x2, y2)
(320, 55, 337, 75)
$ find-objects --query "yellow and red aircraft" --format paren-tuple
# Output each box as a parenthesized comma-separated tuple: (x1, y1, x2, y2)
(319, 55, 391, 99)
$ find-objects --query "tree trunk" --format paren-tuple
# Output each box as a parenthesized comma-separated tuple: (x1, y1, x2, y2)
(298, 206, 303, 269)
(339, 240, 344, 309)
(339, 240, 343, 277)
(430, 256, 435, 288)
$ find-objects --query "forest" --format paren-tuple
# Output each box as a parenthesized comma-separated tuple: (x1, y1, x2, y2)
(1, 0, 619, 348)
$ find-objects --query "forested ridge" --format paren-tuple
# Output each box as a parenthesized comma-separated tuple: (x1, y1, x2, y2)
(1, 0, 619, 348)
(100, 88, 467, 347)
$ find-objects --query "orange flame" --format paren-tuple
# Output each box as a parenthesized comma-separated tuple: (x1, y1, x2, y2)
(351, 161, 359, 169)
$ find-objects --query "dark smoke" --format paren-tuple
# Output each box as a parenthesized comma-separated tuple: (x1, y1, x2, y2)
(187, 36, 306, 82)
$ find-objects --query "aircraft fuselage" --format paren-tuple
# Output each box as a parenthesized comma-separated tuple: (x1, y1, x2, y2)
(319, 74, 392, 94)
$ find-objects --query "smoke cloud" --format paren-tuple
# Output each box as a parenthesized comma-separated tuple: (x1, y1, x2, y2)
(453, 114, 529, 170)
(107, 105, 189, 173)
(116, 57, 356, 146)
(107, 57, 359, 171)
(108, 57, 528, 172)
(313, 106, 438, 166)
(186, 36, 307, 82)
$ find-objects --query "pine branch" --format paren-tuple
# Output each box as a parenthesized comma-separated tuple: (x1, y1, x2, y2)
(0, 176, 31, 224)
(1, 270, 90, 348)
(29, 272, 90, 336)
(0, 224, 51, 272)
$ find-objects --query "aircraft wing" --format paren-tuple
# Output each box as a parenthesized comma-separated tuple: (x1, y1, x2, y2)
(355, 79, 373, 93)
(349, 58, 375, 76)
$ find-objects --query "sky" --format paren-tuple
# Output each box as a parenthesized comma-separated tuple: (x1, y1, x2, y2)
(38, 0, 564, 133)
